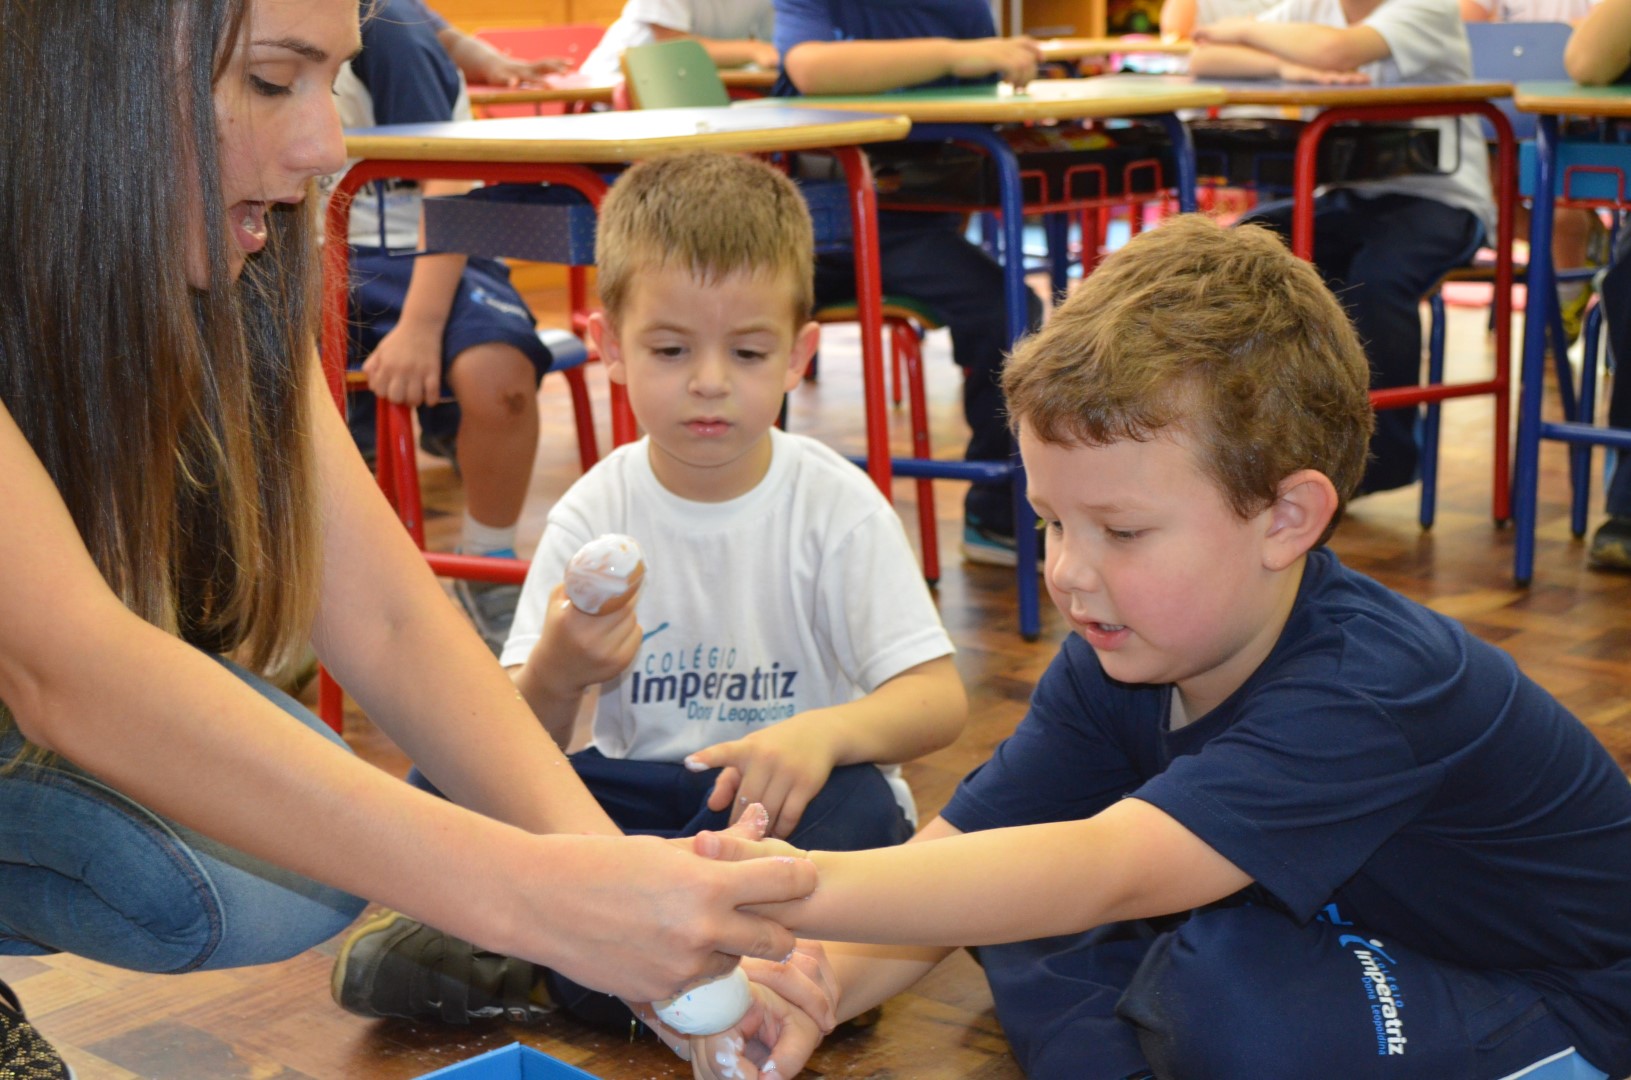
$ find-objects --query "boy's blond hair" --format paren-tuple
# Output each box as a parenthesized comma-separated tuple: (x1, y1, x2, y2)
(1004, 215, 1374, 545)
(595, 151, 815, 325)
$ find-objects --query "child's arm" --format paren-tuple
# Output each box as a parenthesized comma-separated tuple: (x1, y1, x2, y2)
(782, 37, 1043, 95)
(1567, 0, 1631, 84)
(358, 179, 472, 407)
(1459, 0, 1495, 22)
(1191, 16, 1388, 74)
(650, 24, 779, 70)
(681, 655, 967, 839)
(512, 583, 642, 748)
(1160, 0, 1201, 39)
(434, 25, 571, 86)
(757, 797, 1252, 946)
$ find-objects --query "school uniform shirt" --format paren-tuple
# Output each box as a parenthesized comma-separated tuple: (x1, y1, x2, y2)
(1463, 0, 1598, 21)
(502, 428, 955, 823)
(1254, 0, 1497, 235)
(942, 545, 1631, 1073)
(327, 0, 470, 249)
(579, 0, 776, 81)
(772, 0, 998, 93)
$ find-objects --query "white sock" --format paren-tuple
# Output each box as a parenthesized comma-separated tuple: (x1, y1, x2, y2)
(462, 514, 517, 558)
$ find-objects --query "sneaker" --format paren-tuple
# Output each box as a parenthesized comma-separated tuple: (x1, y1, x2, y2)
(1560, 282, 1593, 347)
(1588, 516, 1631, 571)
(452, 575, 521, 657)
(331, 910, 551, 1025)
(0, 978, 74, 1079)
(959, 523, 1045, 570)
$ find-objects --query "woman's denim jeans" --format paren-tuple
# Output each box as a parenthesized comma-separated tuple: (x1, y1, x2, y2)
(0, 656, 365, 972)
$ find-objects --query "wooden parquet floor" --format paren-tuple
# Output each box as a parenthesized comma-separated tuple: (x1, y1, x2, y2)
(7, 292, 1630, 1079)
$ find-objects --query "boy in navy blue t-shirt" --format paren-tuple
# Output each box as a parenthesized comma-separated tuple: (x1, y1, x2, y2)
(772, 0, 1047, 566)
(685, 216, 1631, 1080)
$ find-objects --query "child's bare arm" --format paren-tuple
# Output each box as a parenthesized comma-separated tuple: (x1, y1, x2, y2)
(649, 24, 778, 70)
(783, 36, 1041, 95)
(512, 583, 642, 747)
(682, 655, 966, 838)
(755, 799, 1251, 946)
(1193, 17, 1389, 71)
(1160, 0, 1201, 39)
(1567, 0, 1631, 84)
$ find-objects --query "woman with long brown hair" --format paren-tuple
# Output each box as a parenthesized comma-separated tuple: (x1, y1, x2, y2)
(0, 1, 817, 1071)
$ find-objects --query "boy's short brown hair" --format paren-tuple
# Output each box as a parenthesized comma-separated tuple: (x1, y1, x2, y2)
(1003, 214, 1373, 544)
(595, 151, 815, 325)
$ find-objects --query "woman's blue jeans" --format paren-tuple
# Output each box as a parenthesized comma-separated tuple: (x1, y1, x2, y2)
(0, 656, 365, 973)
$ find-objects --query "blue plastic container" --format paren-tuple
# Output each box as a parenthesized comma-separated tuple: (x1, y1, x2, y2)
(415, 1042, 599, 1079)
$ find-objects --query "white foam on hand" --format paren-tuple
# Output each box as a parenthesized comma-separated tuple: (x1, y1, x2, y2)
(654, 965, 753, 1036)
(563, 533, 645, 614)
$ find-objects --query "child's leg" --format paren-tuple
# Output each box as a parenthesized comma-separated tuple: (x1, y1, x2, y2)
(814, 214, 1045, 539)
(975, 921, 1164, 1080)
(445, 341, 539, 540)
(1118, 904, 1603, 1080)
(0, 656, 364, 974)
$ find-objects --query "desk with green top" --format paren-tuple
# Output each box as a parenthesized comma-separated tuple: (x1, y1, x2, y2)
(1510, 81, 1631, 585)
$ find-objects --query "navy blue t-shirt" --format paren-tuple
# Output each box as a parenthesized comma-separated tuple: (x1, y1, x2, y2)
(771, 0, 997, 95)
(943, 546, 1631, 1072)
(352, 0, 460, 125)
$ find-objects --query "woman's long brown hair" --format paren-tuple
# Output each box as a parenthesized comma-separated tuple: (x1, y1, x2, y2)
(0, 0, 323, 733)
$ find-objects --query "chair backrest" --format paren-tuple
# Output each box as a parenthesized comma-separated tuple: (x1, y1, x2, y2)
(619, 39, 730, 109)
(1465, 21, 1573, 140)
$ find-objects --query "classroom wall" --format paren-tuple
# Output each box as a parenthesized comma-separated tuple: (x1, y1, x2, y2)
(431, 0, 623, 32)
(1009, 0, 1109, 36)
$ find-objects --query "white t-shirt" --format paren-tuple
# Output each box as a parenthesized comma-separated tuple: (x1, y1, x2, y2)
(1256, 0, 1496, 233)
(579, 0, 776, 81)
(1464, 0, 1596, 21)
(502, 428, 954, 822)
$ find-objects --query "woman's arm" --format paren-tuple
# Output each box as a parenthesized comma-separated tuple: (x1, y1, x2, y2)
(0, 389, 816, 1002)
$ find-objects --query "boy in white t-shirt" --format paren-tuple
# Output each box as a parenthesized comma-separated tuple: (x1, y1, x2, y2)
(498, 150, 965, 860)
(1190, 0, 1495, 498)
(579, 0, 777, 82)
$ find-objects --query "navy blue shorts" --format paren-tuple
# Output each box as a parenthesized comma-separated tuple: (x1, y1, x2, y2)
(346, 250, 554, 448)
(977, 903, 1610, 1080)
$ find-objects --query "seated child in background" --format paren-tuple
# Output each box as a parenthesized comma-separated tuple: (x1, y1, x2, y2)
(579, 0, 778, 83)
(333, 151, 966, 1034)
(1566, 0, 1631, 567)
(1190, 0, 1495, 497)
(690, 216, 1631, 1080)
(773, 0, 1049, 568)
(333, 0, 554, 652)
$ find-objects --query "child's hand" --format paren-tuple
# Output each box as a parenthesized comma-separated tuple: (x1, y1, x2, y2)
(685, 722, 837, 839)
(950, 36, 1043, 87)
(529, 582, 641, 698)
(748, 40, 780, 70)
(1277, 61, 1370, 84)
(687, 983, 826, 1080)
(484, 55, 572, 87)
(361, 326, 443, 406)
(1191, 16, 1258, 45)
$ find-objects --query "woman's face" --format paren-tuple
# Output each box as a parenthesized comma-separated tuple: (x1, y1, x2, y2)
(190, 0, 358, 285)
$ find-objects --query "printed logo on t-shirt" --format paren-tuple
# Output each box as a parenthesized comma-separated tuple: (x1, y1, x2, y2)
(630, 644, 799, 725)
(1339, 935, 1409, 1057)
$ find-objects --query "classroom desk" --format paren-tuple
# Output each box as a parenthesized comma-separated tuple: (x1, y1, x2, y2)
(1037, 36, 1193, 63)
(743, 79, 1225, 639)
(466, 68, 776, 111)
(1510, 81, 1631, 585)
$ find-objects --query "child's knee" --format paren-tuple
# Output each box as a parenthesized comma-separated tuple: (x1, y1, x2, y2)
(448, 344, 537, 423)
